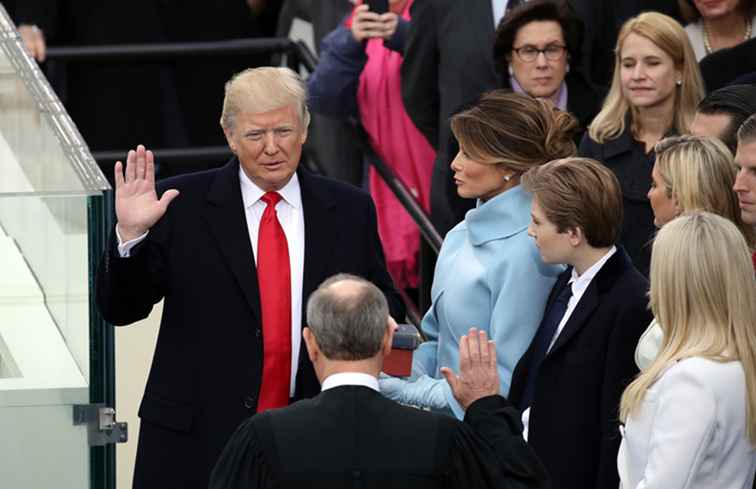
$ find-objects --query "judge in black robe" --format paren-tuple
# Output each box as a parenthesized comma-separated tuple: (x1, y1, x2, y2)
(209, 274, 548, 489)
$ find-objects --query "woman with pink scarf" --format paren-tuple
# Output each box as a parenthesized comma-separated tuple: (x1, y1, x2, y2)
(307, 0, 434, 291)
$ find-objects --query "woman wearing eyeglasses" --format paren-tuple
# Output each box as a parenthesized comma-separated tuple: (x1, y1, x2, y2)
(579, 12, 704, 277)
(494, 0, 600, 143)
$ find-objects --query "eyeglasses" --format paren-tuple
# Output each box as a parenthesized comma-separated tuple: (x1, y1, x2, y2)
(512, 44, 567, 62)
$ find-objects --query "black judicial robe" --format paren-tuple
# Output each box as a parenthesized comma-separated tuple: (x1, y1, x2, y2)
(209, 386, 549, 489)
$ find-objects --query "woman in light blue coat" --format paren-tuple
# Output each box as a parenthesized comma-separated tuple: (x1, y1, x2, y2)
(381, 91, 578, 418)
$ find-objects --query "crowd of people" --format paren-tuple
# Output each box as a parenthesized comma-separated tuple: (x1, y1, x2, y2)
(13, 0, 756, 488)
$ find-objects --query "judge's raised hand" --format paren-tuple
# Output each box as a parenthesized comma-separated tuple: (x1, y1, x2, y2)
(441, 328, 500, 410)
(114, 145, 179, 242)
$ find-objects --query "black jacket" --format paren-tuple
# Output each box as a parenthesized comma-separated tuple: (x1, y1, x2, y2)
(509, 248, 651, 489)
(210, 386, 549, 489)
(401, 0, 501, 235)
(96, 161, 404, 489)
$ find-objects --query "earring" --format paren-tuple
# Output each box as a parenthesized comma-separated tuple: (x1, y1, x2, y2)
(504, 174, 513, 182)
(566, 63, 570, 73)
(508, 64, 514, 77)
(676, 79, 682, 86)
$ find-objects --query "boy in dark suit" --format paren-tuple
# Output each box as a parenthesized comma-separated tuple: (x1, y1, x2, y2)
(209, 274, 549, 489)
(510, 157, 652, 489)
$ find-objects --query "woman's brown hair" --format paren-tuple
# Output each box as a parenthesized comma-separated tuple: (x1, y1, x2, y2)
(450, 90, 578, 174)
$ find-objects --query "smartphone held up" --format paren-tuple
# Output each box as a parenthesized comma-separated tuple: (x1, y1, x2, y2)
(365, 0, 389, 14)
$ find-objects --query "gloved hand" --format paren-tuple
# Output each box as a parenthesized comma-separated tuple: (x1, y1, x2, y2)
(378, 373, 450, 410)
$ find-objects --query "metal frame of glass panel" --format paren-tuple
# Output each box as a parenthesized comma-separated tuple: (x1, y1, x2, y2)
(0, 5, 113, 489)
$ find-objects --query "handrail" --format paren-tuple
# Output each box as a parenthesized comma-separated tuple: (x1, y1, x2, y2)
(92, 146, 232, 163)
(45, 38, 297, 61)
(350, 123, 443, 254)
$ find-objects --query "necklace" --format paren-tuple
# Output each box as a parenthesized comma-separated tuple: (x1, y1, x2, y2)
(703, 16, 753, 55)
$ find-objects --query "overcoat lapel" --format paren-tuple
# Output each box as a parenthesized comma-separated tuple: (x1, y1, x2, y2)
(471, 1, 497, 70)
(202, 159, 261, 324)
(548, 285, 599, 356)
(547, 250, 629, 356)
(299, 169, 338, 314)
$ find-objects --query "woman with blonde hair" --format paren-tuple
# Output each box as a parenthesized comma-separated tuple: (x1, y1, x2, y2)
(579, 12, 704, 276)
(618, 212, 756, 488)
(636, 135, 756, 370)
(380, 90, 574, 417)
(648, 135, 756, 245)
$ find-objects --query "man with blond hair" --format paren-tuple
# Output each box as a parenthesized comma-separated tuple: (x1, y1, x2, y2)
(96, 67, 403, 489)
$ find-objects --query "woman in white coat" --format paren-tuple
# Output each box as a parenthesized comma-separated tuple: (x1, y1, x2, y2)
(617, 212, 756, 489)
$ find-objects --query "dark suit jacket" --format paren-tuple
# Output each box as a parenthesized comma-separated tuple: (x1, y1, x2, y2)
(209, 385, 549, 489)
(95, 160, 404, 489)
(579, 129, 661, 276)
(700, 37, 756, 92)
(401, 0, 501, 235)
(509, 248, 651, 489)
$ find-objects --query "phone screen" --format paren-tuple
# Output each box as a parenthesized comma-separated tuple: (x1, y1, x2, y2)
(366, 0, 389, 14)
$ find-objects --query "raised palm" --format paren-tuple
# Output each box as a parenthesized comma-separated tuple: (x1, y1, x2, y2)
(114, 145, 179, 241)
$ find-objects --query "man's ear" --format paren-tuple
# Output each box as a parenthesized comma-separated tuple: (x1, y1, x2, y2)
(303, 327, 319, 364)
(566, 226, 584, 247)
(382, 317, 398, 357)
(299, 125, 308, 145)
(222, 126, 237, 154)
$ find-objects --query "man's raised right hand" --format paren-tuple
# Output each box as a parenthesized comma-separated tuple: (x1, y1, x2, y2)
(114, 145, 179, 242)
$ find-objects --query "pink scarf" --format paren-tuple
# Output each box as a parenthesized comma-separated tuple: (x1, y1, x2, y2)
(352, 0, 435, 289)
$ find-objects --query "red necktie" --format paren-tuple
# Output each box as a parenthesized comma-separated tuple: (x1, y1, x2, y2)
(256, 191, 292, 412)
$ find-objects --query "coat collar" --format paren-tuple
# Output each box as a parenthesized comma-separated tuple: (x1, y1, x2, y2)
(202, 160, 341, 328)
(601, 124, 637, 160)
(465, 185, 532, 246)
(203, 158, 262, 323)
(298, 168, 339, 306)
(548, 247, 636, 355)
(601, 117, 678, 160)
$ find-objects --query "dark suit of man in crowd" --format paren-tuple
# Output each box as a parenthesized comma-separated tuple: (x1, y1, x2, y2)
(96, 67, 403, 489)
(276, 0, 364, 186)
(510, 158, 652, 489)
(401, 0, 502, 237)
(210, 274, 549, 489)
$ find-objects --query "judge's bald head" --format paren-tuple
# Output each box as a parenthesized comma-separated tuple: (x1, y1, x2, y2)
(306, 274, 390, 361)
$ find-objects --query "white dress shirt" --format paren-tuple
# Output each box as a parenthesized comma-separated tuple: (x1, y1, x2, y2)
(117, 169, 305, 397)
(321, 372, 380, 392)
(522, 246, 617, 440)
(491, 0, 509, 26)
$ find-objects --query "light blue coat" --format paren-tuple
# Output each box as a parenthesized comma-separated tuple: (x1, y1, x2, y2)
(381, 185, 562, 418)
